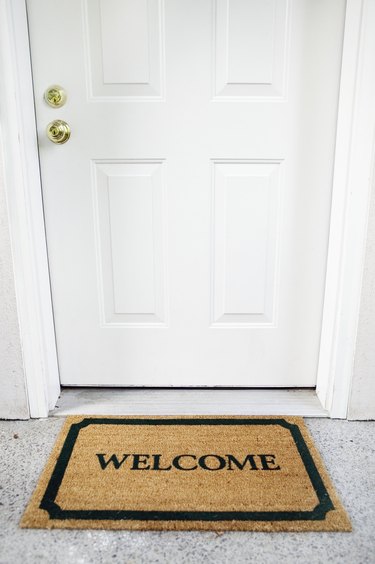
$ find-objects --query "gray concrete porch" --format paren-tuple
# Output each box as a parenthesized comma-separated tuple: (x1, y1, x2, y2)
(0, 418, 374, 564)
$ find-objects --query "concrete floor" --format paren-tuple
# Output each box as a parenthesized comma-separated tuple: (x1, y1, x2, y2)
(0, 418, 374, 564)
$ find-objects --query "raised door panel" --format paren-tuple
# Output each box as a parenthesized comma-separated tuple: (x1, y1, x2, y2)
(214, 0, 288, 98)
(93, 160, 168, 326)
(83, 0, 164, 99)
(211, 160, 281, 326)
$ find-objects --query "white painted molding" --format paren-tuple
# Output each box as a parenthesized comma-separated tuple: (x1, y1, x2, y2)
(317, 0, 375, 418)
(0, 0, 60, 417)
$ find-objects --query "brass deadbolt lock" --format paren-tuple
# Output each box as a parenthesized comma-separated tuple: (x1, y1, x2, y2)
(44, 85, 67, 108)
(46, 120, 71, 144)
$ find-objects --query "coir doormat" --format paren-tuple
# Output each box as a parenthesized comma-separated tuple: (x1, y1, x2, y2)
(21, 416, 351, 531)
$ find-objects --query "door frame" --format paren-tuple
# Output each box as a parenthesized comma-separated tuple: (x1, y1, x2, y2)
(1, 0, 374, 418)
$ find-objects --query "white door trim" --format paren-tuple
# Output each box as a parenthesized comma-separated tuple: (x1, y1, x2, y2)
(316, 0, 375, 418)
(1, 0, 373, 418)
(0, 0, 59, 417)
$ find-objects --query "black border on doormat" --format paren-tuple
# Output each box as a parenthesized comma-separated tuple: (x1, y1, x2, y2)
(40, 418, 334, 522)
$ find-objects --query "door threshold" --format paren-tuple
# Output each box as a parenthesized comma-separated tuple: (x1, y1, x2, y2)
(51, 388, 328, 417)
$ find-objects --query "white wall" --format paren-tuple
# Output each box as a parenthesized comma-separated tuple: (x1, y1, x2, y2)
(0, 135, 29, 419)
(349, 164, 375, 420)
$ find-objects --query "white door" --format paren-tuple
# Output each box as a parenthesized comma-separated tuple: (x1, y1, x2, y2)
(26, 0, 345, 387)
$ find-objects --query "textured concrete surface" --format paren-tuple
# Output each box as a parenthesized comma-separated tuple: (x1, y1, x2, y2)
(0, 418, 374, 564)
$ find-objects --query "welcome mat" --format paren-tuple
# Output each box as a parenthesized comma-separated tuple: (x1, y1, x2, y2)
(21, 416, 351, 531)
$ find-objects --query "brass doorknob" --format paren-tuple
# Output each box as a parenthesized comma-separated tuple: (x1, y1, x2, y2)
(46, 120, 71, 144)
(44, 85, 67, 108)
